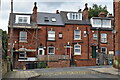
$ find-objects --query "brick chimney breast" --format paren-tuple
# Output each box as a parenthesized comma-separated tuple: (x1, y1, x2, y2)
(33, 2, 37, 24)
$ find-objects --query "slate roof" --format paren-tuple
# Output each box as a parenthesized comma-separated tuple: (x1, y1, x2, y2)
(37, 12, 64, 26)
(60, 11, 91, 25)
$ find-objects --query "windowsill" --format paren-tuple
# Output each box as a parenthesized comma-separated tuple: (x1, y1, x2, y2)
(47, 40, 56, 42)
(59, 38, 63, 39)
(48, 54, 55, 55)
(101, 42, 108, 44)
(74, 54, 81, 56)
(74, 39, 82, 40)
(19, 41, 27, 43)
(93, 39, 97, 40)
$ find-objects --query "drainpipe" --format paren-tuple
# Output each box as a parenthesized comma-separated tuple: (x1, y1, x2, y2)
(86, 27, 89, 59)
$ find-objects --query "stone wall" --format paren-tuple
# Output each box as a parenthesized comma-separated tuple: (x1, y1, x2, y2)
(2, 59, 11, 78)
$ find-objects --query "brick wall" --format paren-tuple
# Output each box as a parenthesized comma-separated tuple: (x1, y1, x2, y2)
(114, 1, 120, 69)
(75, 58, 96, 66)
(2, 60, 11, 77)
(48, 60, 70, 68)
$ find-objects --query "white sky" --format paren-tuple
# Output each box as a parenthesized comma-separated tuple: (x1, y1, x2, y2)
(0, 0, 113, 31)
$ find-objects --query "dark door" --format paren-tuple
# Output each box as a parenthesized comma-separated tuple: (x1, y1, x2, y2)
(92, 46, 96, 58)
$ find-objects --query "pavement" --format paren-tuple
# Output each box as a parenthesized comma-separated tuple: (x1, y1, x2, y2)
(2, 70, 40, 79)
(89, 66, 120, 76)
(2, 65, 120, 79)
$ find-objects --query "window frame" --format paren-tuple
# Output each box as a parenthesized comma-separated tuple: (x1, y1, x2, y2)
(74, 44, 81, 55)
(67, 13, 82, 20)
(48, 46, 55, 55)
(19, 31, 27, 42)
(93, 34, 98, 40)
(19, 51, 26, 58)
(101, 33, 107, 43)
(101, 47, 107, 54)
(16, 15, 30, 24)
(48, 31, 55, 41)
(74, 30, 81, 40)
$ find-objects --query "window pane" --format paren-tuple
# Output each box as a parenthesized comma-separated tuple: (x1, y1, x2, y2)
(18, 17, 22, 22)
(75, 30, 80, 34)
(75, 35, 80, 39)
(48, 47, 54, 54)
(75, 49, 80, 53)
(74, 45, 81, 55)
(75, 45, 80, 48)
(23, 17, 27, 23)
(19, 52, 26, 58)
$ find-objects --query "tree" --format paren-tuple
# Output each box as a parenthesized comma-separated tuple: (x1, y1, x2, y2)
(88, 4, 109, 19)
(2, 31, 8, 59)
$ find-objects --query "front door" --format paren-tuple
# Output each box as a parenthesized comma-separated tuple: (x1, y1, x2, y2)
(67, 48, 70, 58)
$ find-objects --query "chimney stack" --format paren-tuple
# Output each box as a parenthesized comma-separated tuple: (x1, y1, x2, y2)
(56, 10, 59, 14)
(107, 13, 113, 18)
(99, 12, 106, 17)
(33, 2, 37, 24)
(83, 3, 88, 20)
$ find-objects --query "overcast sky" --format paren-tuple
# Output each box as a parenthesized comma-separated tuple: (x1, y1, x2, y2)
(0, 0, 113, 31)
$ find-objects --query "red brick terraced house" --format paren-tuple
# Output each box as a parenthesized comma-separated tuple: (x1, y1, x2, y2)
(114, 0, 120, 69)
(8, 2, 114, 69)
(90, 12, 114, 65)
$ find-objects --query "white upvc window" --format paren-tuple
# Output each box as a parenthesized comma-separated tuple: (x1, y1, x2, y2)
(93, 34, 98, 40)
(83, 31, 87, 37)
(101, 47, 107, 54)
(67, 13, 82, 20)
(19, 31, 27, 42)
(101, 33, 107, 43)
(74, 30, 81, 40)
(48, 46, 55, 55)
(59, 33, 63, 39)
(38, 48, 44, 55)
(102, 20, 111, 28)
(48, 31, 55, 41)
(19, 52, 26, 58)
(16, 15, 30, 24)
(93, 19, 101, 27)
(74, 44, 81, 55)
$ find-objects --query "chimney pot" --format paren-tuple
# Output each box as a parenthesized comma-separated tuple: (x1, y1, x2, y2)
(56, 10, 59, 14)
(107, 13, 112, 17)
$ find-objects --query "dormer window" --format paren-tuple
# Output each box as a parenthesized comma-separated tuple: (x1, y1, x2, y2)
(91, 18, 112, 28)
(16, 15, 30, 24)
(67, 13, 82, 20)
